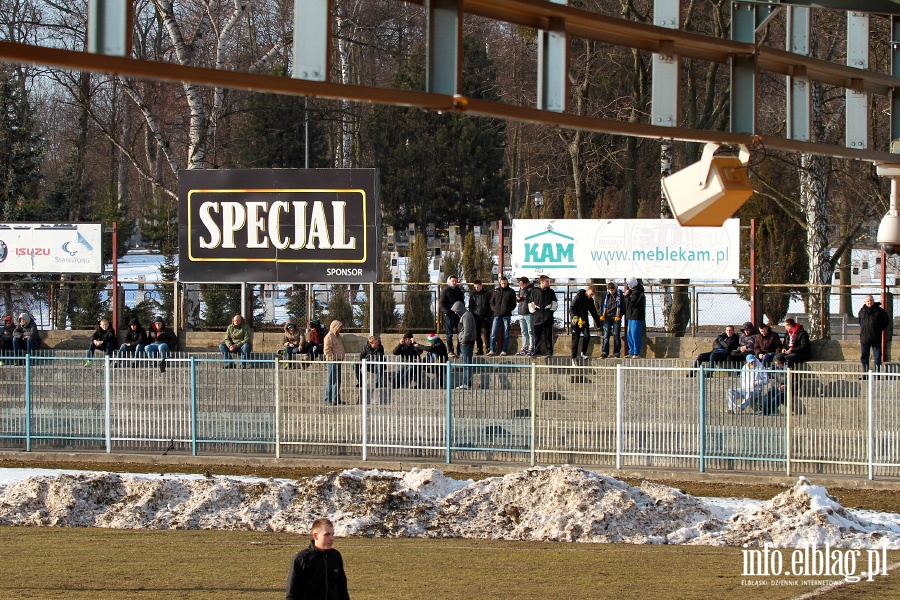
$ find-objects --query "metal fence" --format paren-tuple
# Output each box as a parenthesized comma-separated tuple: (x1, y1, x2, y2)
(1, 352, 899, 480)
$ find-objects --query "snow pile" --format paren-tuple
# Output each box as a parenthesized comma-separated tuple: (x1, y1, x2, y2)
(1, 466, 898, 548)
(687, 476, 900, 549)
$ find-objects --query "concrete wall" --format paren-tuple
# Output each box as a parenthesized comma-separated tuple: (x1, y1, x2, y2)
(37, 329, 874, 361)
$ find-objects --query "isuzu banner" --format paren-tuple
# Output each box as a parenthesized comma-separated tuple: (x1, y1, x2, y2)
(179, 169, 378, 283)
(0, 223, 102, 274)
(511, 218, 740, 280)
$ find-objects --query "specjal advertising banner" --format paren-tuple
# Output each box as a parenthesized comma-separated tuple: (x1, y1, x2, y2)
(511, 218, 740, 281)
(178, 169, 378, 283)
(0, 223, 103, 274)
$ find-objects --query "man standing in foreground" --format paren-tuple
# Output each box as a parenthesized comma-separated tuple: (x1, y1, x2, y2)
(286, 517, 350, 600)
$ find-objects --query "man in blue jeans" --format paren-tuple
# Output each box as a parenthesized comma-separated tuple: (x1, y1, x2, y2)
(489, 275, 517, 356)
(515, 276, 535, 355)
(599, 281, 623, 358)
(219, 314, 253, 369)
(453, 301, 476, 389)
(440, 275, 464, 357)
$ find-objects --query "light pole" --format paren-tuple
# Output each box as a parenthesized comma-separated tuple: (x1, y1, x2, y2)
(531, 191, 544, 218)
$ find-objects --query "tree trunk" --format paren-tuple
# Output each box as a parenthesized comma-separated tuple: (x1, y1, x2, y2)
(800, 153, 832, 340)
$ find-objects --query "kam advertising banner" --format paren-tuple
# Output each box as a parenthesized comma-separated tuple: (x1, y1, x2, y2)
(511, 218, 740, 280)
(0, 223, 103, 274)
(178, 169, 378, 283)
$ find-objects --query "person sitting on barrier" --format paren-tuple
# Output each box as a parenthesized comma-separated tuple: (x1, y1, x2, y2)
(117, 317, 147, 368)
(753, 322, 781, 366)
(416, 333, 448, 387)
(392, 332, 423, 388)
(774, 317, 810, 369)
(145, 316, 178, 373)
(688, 325, 738, 377)
(85, 318, 117, 367)
(354, 335, 385, 387)
(282, 319, 308, 366)
(12, 313, 41, 356)
(731, 322, 757, 361)
(220, 313, 253, 369)
(727, 354, 769, 414)
(1, 315, 16, 354)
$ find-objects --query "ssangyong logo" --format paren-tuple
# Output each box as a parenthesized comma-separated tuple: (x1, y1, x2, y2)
(0, 240, 6, 263)
(522, 229, 577, 270)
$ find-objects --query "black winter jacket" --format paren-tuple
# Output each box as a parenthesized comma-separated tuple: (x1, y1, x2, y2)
(569, 289, 600, 325)
(285, 541, 350, 600)
(516, 283, 534, 316)
(440, 284, 465, 318)
(91, 325, 118, 347)
(529, 286, 558, 326)
(490, 285, 517, 317)
(782, 325, 811, 359)
(712, 332, 739, 353)
(859, 302, 890, 345)
(624, 284, 646, 321)
(122, 320, 148, 349)
(468, 288, 492, 319)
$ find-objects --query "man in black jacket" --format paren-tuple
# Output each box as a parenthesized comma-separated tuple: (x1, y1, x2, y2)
(529, 275, 558, 357)
(569, 285, 601, 363)
(439, 275, 465, 357)
(285, 517, 350, 600)
(145, 316, 179, 373)
(858, 295, 890, 372)
(85, 318, 117, 366)
(489, 275, 517, 356)
(467, 279, 492, 355)
(689, 325, 739, 377)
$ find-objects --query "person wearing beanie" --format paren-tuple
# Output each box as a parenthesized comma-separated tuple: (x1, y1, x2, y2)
(117, 317, 147, 367)
(417, 333, 448, 387)
(623, 278, 645, 358)
(599, 281, 624, 358)
(731, 322, 757, 361)
(145, 316, 178, 373)
(12, 312, 41, 355)
(392, 331, 423, 388)
(1, 315, 15, 353)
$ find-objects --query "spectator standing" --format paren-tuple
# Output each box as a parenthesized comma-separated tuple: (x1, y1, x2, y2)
(1, 315, 14, 353)
(282, 319, 308, 364)
(753, 323, 781, 366)
(599, 282, 623, 358)
(569, 285, 600, 363)
(355, 335, 385, 388)
(858, 294, 890, 372)
(688, 325, 739, 376)
(323, 320, 345, 405)
(731, 322, 757, 361)
(439, 275, 465, 357)
(453, 300, 477, 389)
(12, 313, 40, 356)
(515, 277, 536, 356)
(623, 278, 646, 358)
(85, 318, 117, 366)
(529, 275, 558, 357)
(285, 517, 350, 600)
(392, 332, 423, 388)
(220, 314, 253, 369)
(467, 279, 492, 355)
(117, 318, 147, 367)
(489, 275, 517, 356)
(145, 317, 178, 373)
(774, 318, 810, 368)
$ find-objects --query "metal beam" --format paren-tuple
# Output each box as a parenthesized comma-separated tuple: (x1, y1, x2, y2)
(426, 0, 461, 95)
(731, 2, 758, 134)
(739, 0, 900, 14)
(651, 0, 680, 128)
(786, 7, 811, 142)
(3, 39, 899, 164)
(846, 12, 870, 149)
(88, 0, 132, 56)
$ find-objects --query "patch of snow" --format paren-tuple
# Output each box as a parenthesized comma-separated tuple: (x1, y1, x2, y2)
(0, 465, 898, 549)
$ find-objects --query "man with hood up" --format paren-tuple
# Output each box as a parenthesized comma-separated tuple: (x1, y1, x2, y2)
(117, 317, 147, 367)
(453, 300, 476, 389)
(323, 320, 345, 405)
(145, 316, 178, 373)
(12, 313, 41, 355)
(1, 315, 15, 353)
(282, 319, 308, 364)
(623, 277, 646, 358)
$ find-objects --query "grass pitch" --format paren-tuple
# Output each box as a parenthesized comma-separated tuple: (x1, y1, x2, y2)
(1, 527, 899, 599)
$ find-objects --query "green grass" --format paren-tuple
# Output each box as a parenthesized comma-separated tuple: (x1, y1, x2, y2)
(1, 527, 899, 599)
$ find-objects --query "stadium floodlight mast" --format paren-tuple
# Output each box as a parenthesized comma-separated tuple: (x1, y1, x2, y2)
(875, 164, 900, 256)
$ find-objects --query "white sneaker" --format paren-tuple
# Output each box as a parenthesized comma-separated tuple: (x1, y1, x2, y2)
(487, 350, 496, 356)
(500, 351, 507, 356)
(580, 353, 590, 359)
(455, 384, 470, 390)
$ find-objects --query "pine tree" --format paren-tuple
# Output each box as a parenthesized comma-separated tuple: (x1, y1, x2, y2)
(0, 64, 43, 221)
(325, 285, 355, 328)
(404, 233, 434, 330)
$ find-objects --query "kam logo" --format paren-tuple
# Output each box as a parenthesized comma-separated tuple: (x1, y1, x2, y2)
(522, 229, 577, 269)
